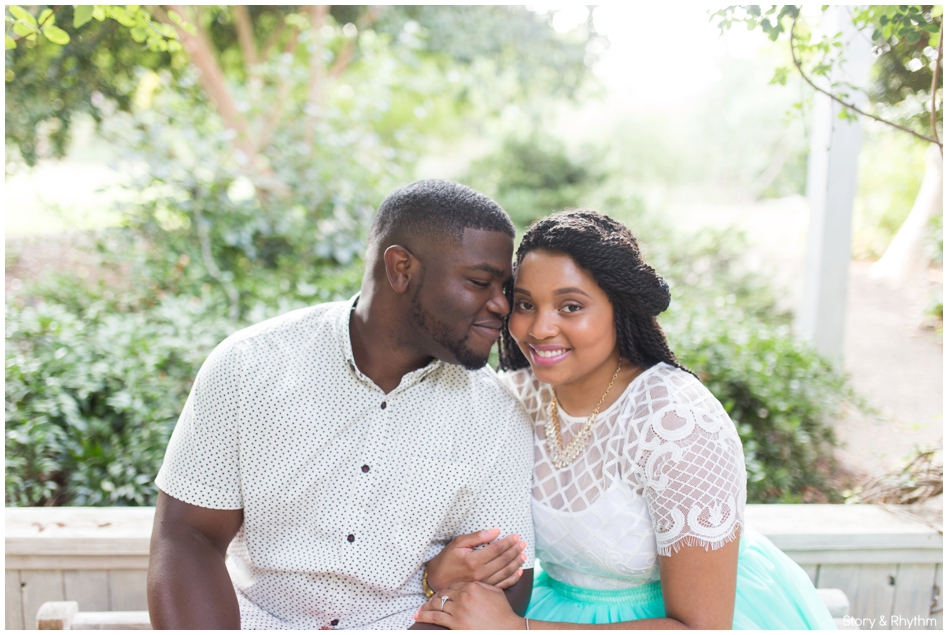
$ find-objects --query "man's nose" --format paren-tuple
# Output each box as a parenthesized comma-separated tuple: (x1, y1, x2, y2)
(487, 284, 510, 317)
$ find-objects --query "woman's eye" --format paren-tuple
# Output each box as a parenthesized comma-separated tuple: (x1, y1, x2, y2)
(515, 301, 533, 311)
(563, 303, 582, 313)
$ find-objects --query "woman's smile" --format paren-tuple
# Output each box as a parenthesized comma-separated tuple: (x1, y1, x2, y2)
(527, 343, 572, 365)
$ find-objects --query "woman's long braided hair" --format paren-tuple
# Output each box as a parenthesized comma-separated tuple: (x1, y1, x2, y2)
(499, 210, 692, 376)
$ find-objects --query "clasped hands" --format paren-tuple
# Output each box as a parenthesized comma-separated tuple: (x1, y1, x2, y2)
(415, 528, 526, 629)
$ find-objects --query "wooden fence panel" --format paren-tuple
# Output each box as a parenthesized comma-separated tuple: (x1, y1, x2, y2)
(818, 563, 897, 630)
(109, 569, 149, 611)
(20, 570, 65, 630)
(63, 570, 110, 612)
(6, 570, 25, 630)
(931, 563, 942, 630)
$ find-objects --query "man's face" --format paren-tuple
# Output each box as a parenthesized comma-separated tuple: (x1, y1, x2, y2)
(409, 228, 513, 370)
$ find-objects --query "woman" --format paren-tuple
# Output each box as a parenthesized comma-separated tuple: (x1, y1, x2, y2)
(416, 210, 836, 629)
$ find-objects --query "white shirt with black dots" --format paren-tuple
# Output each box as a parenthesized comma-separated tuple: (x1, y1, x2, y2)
(155, 296, 536, 629)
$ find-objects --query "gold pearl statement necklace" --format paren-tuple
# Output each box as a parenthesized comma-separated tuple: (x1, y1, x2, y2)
(545, 361, 622, 469)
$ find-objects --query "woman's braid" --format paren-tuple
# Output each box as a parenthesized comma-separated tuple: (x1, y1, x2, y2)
(499, 210, 692, 377)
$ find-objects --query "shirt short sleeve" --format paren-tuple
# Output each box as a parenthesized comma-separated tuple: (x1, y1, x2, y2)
(449, 399, 536, 568)
(155, 337, 243, 509)
(630, 395, 746, 557)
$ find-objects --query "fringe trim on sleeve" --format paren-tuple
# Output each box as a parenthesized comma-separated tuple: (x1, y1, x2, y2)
(657, 520, 744, 557)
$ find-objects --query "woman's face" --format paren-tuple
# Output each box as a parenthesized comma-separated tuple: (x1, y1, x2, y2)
(508, 249, 620, 388)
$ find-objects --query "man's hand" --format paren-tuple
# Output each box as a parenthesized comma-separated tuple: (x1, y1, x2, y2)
(425, 528, 527, 593)
(147, 491, 244, 629)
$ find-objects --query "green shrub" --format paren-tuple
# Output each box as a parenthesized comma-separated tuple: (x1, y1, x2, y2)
(5, 250, 363, 507)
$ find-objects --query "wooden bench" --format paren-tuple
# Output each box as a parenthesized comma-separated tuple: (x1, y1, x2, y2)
(9, 505, 941, 630)
(36, 602, 150, 630)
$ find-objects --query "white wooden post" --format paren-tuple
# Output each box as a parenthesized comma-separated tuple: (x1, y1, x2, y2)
(798, 7, 873, 361)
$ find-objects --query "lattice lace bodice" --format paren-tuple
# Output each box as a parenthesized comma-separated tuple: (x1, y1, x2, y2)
(501, 363, 747, 590)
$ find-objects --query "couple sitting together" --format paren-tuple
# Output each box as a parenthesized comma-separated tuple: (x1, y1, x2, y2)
(147, 180, 835, 630)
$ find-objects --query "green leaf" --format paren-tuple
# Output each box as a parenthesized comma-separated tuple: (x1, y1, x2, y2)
(74, 5, 94, 28)
(8, 5, 36, 25)
(12, 22, 34, 37)
(181, 21, 196, 35)
(770, 67, 789, 85)
(130, 26, 147, 42)
(5, 34, 15, 49)
(905, 30, 921, 44)
(37, 9, 53, 25)
(168, 9, 182, 25)
(41, 24, 70, 45)
(92, 6, 106, 21)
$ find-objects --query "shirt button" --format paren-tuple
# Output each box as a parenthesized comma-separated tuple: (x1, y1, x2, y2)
(330, 619, 339, 626)
(380, 401, 387, 409)
(347, 534, 355, 543)
(361, 465, 370, 473)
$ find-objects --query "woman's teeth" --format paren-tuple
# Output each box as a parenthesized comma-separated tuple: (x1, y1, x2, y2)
(534, 348, 568, 358)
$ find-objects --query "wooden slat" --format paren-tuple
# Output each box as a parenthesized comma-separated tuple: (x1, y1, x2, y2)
(6, 570, 25, 630)
(63, 570, 110, 612)
(6, 507, 153, 556)
(7, 555, 150, 570)
(783, 548, 942, 565)
(20, 570, 65, 630)
(72, 611, 152, 630)
(889, 564, 936, 629)
(109, 570, 149, 611)
(747, 504, 943, 552)
(819, 563, 898, 630)
(931, 563, 942, 630)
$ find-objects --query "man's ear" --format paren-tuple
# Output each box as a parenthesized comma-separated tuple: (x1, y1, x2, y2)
(383, 245, 419, 294)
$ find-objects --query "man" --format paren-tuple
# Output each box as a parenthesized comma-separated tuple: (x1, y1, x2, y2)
(147, 180, 535, 629)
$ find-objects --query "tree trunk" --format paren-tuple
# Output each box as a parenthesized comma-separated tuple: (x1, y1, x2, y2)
(869, 144, 943, 285)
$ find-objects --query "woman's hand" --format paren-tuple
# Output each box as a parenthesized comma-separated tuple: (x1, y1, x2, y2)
(425, 529, 527, 593)
(415, 581, 524, 630)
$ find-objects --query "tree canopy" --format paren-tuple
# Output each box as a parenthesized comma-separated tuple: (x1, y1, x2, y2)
(713, 5, 942, 147)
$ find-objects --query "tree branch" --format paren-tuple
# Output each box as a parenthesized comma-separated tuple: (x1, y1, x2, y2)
(789, 11, 942, 147)
(153, 6, 261, 163)
(304, 5, 331, 145)
(931, 19, 943, 154)
(233, 5, 259, 71)
(8, 6, 60, 44)
(329, 7, 380, 78)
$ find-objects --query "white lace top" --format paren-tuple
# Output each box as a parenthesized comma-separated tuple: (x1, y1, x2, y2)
(501, 362, 747, 590)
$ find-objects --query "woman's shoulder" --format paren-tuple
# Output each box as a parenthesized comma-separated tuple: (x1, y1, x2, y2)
(497, 367, 548, 418)
(635, 362, 719, 408)
(617, 362, 731, 434)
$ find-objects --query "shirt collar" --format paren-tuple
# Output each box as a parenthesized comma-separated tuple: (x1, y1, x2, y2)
(340, 293, 442, 392)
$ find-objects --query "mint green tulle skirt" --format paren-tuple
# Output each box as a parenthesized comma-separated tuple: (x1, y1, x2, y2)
(526, 527, 837, 630)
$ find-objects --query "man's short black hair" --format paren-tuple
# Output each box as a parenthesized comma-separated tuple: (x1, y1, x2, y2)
(369, 179, 515, 248)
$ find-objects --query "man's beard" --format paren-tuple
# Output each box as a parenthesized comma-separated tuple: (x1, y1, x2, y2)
(409, 288, 490, 371)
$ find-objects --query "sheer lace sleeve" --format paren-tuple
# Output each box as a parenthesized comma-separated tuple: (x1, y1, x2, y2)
(497, 368, 546, 422)
(626, 369, 747, 557)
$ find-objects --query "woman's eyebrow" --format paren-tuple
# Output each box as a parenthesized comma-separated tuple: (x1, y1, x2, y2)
(554, 287, 591, 298)
(512, 287, 531, 296)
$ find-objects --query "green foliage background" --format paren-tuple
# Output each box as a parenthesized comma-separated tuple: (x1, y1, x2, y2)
(5, 5, 875, 507)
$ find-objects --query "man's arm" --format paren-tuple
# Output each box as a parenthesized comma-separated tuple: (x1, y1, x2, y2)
(147, 490, 244, 629)
(503, 568, 533, 616)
